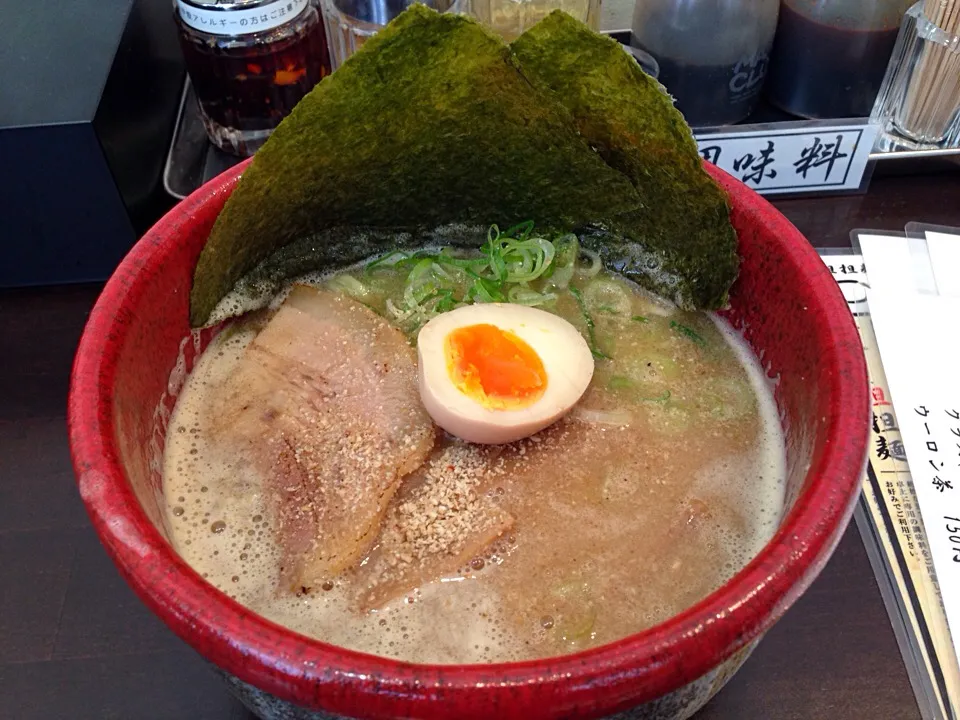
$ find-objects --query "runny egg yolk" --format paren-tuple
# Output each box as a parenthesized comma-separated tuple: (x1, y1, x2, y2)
(444, 323, 547, 410)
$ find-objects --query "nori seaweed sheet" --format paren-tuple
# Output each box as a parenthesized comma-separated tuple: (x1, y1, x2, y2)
(222, 224, 488, 308)
(511, 11, 739, 309)
(190, 5, 739, 327)
(190, 5, 641, 326)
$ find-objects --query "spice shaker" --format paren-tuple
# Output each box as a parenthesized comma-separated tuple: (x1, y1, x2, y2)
(631, 0, 780, 127)
(765, 0, 914, 119)
(175, 0, 331, 156)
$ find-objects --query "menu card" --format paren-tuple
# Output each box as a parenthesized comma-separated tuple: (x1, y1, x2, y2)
(868, 291, 960, 620)
(856, 231, 960, 720)
(822, 239, 960, 719)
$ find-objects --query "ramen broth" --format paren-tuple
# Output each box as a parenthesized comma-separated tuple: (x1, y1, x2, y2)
(162, 259, 785, 664)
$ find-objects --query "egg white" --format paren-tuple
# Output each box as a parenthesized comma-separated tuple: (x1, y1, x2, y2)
(417, 303, 595, 444)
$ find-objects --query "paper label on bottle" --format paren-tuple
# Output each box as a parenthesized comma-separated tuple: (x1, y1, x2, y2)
(695, 122, 879, 195)
(178, 0, 310, 35)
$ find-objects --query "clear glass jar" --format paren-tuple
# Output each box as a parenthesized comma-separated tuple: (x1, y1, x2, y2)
(321, 0, 450, 71)
(765, 0, 915, 119)
(175, 0, 331, 156)
(448, 0, 601, 42)
(631, 0, 780, 128)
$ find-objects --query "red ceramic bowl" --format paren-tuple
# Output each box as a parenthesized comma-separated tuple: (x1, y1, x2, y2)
(68, 160, 868, 720)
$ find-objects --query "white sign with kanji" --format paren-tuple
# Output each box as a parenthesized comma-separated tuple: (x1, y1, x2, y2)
(695, 123, 879, 195)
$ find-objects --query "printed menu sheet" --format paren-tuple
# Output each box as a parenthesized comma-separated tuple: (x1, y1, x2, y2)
(821, 249, 959, 720)
(867, 290, 960, 630)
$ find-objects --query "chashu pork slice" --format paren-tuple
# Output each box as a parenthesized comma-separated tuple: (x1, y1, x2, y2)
(354, 443, 514, 611)
(206, 285, 436, 591)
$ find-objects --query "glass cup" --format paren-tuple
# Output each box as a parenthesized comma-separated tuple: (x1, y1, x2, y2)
(622, 45, 661, 79)
(321, 0, 450, 69)
(871, 1, 960, 147)
(448, 0, 601, 41)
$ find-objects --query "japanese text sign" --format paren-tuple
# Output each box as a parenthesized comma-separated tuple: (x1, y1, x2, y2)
(695, 123, 878, 195)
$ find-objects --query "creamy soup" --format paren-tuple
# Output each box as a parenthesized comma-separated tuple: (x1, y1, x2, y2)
(162, 246, 784, 664)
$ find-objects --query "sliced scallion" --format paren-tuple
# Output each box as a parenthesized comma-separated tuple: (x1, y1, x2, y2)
(570, 286, 610, 360)
(670, 321, 707, 347)
(375, 223, 607, 330)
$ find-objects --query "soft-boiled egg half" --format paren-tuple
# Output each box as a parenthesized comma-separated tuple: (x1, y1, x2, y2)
(417, 304, 595, 444)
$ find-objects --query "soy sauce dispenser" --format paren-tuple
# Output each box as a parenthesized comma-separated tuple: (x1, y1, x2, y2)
(765, 0, 915, 119)
(631, 0, 780, 127)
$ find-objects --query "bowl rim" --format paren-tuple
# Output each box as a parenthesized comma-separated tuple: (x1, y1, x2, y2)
(68, 160, 869, 719)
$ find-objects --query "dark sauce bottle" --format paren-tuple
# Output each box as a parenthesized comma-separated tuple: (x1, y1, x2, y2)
(630, 0, 780, 128)
(175, 0, 331, 156)
(652, 52, 772, 128)
(765, 0, 913, 119)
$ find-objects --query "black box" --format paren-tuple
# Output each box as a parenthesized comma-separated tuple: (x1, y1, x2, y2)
(0, 0, 184, 286)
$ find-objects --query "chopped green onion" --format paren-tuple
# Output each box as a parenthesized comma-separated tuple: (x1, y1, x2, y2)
(327, 274, 371, 298)
(545, 234, 578, 289)
(508, 285, 557, 306)
(575, 248, 602, 278)
(607, 376, 670, 402)
(364, 250, 409, 275)
(468, 277, 506, 303)
(641, 389, 672, 404)
(502, 219, 535, 240)
(670, 321, 707, 347)
(435, 295, 458, 313)
(584, 278, 632, 316)
(570, 286, 610, 360)
(554, 234, 580, 265)
(431, 262, 455, 282)
(386, 297, 414, 321)
(485, 240, 508, 284)
(373, 223, 614, 331)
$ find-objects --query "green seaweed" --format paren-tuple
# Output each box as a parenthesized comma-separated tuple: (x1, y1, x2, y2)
(510, 11, 739, 309)
(190, 5, 640, 326)
(189, 5, 740, 327)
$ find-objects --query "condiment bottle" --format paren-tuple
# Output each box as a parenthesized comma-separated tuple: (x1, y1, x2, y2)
(631, 0, 780, 127)
(765, 0, 915, 119)
(175, 0, 331, 156)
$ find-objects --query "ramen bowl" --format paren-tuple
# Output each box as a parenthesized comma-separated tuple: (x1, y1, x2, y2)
(68, 160, 868, 720)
